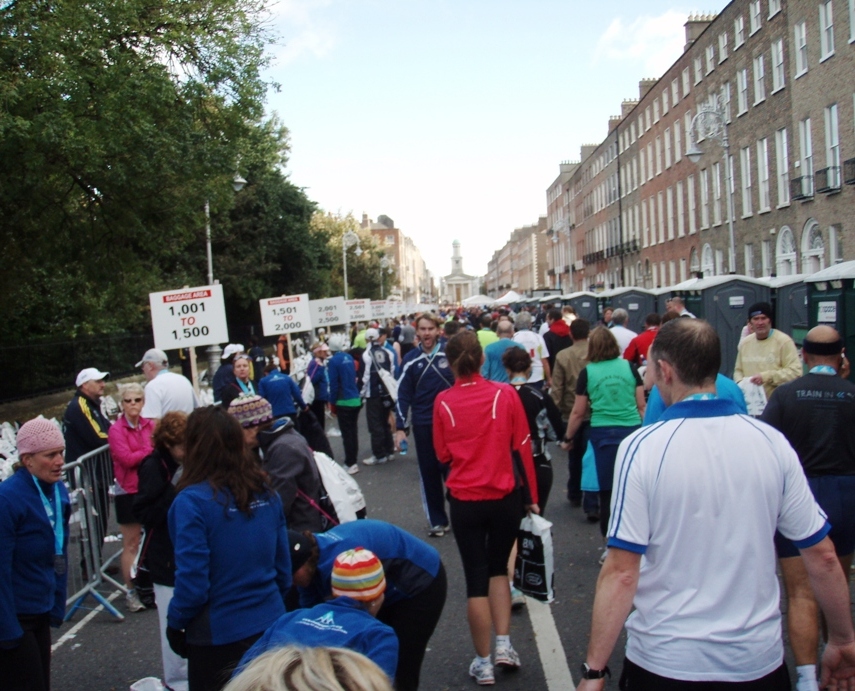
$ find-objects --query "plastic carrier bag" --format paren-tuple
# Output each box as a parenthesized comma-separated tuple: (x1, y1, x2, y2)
(513, 513, 555, 603)
(313, 451, 365, 523)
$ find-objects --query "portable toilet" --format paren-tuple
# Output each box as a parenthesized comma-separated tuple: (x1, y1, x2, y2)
(672, 275, 771, 376)
(653, 278, 701, 313)
(763, 274, 810, 346)
(565, 291, 599, 324)
(597, 287, 657, 333)
(805, 261, 855, 382)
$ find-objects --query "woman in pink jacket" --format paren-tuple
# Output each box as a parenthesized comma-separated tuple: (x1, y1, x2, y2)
(107, 382, 154, 613)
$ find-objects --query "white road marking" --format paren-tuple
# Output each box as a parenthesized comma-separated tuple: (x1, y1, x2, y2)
(527, 597, 576, 691)
(52, 590, 122, 653)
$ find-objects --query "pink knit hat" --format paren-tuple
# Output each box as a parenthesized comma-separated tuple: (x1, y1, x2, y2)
(16, 418, 65, 456)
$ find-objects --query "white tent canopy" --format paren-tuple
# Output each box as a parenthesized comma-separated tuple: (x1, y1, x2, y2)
(490, 290, 524, 306)
(461, 294, 494, 306)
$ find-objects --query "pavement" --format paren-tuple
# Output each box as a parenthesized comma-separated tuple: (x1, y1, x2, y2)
(47, 410, 854, 690)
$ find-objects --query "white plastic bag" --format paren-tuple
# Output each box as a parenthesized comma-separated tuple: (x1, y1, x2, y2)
(738, 379, 767, 416)
(377, 367, 398, 402)
(513, 513, 555, 603)
(301, 374, 315, 406)
(313, 451, 365, 523)
(129, 678, 166, 691)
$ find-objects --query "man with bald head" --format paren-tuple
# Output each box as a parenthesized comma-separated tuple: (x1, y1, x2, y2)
(761, 325, 855, 691)
(481, 319, 521, 383)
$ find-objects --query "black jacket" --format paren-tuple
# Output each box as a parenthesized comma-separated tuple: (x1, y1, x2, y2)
(62, 390, 110, 464)
(133, 448, 180, 586)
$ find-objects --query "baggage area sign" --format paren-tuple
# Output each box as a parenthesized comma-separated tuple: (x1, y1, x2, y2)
(149, 285, 228, 350)
(260, 293, 311, 335)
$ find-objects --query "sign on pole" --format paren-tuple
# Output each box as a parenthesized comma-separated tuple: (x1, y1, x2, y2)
(149, 285, 228, 350)
(370, 300, 387, 321)
(259, 293, 312, 336)
(346, 299, 370, 322)
(310, 297, 347, 329)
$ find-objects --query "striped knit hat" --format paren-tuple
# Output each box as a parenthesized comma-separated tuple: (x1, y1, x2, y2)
(331, 548, 386, 602)
(228, 394, 273, 428)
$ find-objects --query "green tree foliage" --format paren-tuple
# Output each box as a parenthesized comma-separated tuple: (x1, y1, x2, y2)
(0, 0, 275, 340)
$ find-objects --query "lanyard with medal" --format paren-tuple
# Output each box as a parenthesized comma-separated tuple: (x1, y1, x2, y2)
(31, 475, 66, 575)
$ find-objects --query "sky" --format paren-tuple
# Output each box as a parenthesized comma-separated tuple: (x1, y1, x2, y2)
(263, 0, 729, 279)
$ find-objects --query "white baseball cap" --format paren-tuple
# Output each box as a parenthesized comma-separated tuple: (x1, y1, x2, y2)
(135, 348, 168, 368)
(76, 368, 110, 387)
(221, 343, 245, 360)
(365, 328, 380, 342)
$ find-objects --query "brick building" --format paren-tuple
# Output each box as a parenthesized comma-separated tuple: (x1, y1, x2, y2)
(360, 213, 433, 303)
(485, 218, 548, 296)
(545, 0, 855, 291)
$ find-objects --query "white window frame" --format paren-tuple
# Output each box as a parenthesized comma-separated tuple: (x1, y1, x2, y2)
(735, 16, 746, 48)
(682, 67, 691, 98)
(741, 146, 754, 217)
(745, 244, 755, 277)
(825, 103, 840, 186)
(757, 138, 771, 212)
(722, 82, 733, 122)
(662, 90, 669, 115)
(776, 128, 790, 206)
(700, 168, 710, 229)
(657, 192, 665, 244)
(749, 0, 762, 34)
(664, 128, 672, 168)
(712, 162, 722, 225)
(850, 0, 855, 42)
(671, 78, 680, 105)
(706, 45, 716, 74)
(677, 180, 685, 237)
(794, 22, 808, 76)
(642, 198, 649, 247)
(667, 187, 675, 240)
(771, 39, 785, 92)
(753, 55, 766, 104)
(762, 239, 772, 276)
(688, 175, 697, 234)
(820, 1, 835, 60)
(737, 69, 749, 114)
(718, 32, 729, 62)
(769, 0, 782, 17)
(674, 123, 682, 162)
(647, 144, 654, 181)
(694, 56, 703, 85)
(655, 136, 662, 175)
(654, 99, 660, 123)
(800, 117, 814, 185)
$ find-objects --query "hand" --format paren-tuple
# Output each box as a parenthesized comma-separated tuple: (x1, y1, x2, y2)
(820, 640, 855, 689)
(526, 504, 540, 515)
(749, 374, 764, 385)
(166, 626, 188, 658)
(560, 440, 572, 451)
(577, 680, 607, 691)
(394, 430, 407, 451)
(50, 617, 64, 629)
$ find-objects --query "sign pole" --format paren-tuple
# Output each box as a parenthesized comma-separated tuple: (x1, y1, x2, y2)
(189, 347, 200, 395)
(286, 333, 294, 372)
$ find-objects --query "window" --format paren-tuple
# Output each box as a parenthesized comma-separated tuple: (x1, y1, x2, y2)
(776, 128, 790, 205)
(630, 122, 636, 143)
(777, 226, 798, 275)
(688, 175, 697, 234)
(757, 138, 771, 211)
(655, 137, 662, 175)
(719, 32, 729, 61)
(722, 82, 733, 122)
(850, 0, 855, 41)
(641, 199, 649, 247)
(647, 144, 654, 181)
(745, 244, 755, 277)
(667, 187, 675, 240)
(750, 1, 762, 34)
(771, 39, 785, 91)
(677, 181, 685, 237)
(735, 16, 746, 47)
(674, 124, 682, 162)
(799, 117, 814, 188)
(820, 1, 835, 60)
(762, 239, 772, 276)
(662, 90, 669, 115)
(825, 103, 840, 186)
(682, 68, 691, 98)
(645, 107, 651, 131)
(769, 0, 781, 16)
(706, 45, 716, 74)
(654, 99, 660, 123)
(672, 78, 680, 105)
(713, 162, 722, 225)
(694, 56, 703, 84)
(794, 22, 808, 75)
(753, 55, 766, 104)
(700, 169, 710, 228)
(657, 192, 665, 243)
(702, 244, 715, 276)
(716, 249, 725, 275)
(737, 69, 749, 114)
(740, 146, 753, 216)
(664, 128, 672, 168)
(639, 150, 646, 182)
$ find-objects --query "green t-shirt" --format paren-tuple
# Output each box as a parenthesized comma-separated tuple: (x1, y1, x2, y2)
(583, 358, 642, 427)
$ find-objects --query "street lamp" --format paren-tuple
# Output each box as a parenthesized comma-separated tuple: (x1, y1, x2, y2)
(342, 229, 362, 300)
(379, 255, 394, 298)
(685, 95, 737, 274)
(205, 172, 247, 285)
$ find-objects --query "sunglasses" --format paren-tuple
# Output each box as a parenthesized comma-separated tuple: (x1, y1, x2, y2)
(123, 398, 143, 403)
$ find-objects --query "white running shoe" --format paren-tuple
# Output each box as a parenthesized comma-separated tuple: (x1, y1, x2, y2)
(510, 586, 526, 609)
(126, 589, 146, 613)
(494, 644, 521, 670)
(346, 464, 360, 475)
(362, 456, 386, 466)
(468, 658, 495, 685)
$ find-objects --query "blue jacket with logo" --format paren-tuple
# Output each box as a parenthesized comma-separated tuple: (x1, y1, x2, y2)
(327, 352, 361, 403)
(235, 597, 398, 681)
(299, 519, 441, 608)
(259, 370, 306, 418)
(395, 344, 454, 429)
(167, 483, 292, 646)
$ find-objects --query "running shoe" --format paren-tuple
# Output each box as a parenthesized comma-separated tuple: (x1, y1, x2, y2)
(386, 454, 396, 463)
(510, 586, 526, 609)
(494, 644, 521, 670)
(428, 525, 446, 537)
(362, 456, 386, 466)
(126, 589, 146, 613)
(346, 464, 360, 475)
(468, 658, 495, 685)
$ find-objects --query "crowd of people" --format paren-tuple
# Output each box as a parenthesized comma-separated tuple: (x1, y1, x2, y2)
(1, 297, 855, 691)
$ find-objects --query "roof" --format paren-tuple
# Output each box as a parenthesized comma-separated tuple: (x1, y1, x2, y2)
(804, 261, 855, 282)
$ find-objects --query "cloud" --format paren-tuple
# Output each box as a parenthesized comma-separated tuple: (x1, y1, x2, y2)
(268, 0, 338, 64)
(593, 10, 688, 77)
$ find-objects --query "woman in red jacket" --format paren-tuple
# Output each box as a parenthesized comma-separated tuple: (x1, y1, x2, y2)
(432, 331, 539, 686)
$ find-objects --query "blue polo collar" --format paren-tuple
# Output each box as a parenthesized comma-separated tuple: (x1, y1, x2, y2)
(659, 397, 745, 422)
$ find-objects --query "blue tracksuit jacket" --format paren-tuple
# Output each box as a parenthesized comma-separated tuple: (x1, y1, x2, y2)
(395, 345, 454, 430)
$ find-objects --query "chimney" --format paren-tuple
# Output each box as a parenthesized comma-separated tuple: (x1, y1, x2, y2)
(638, 78, 657, 100)
(361, 213, 369, 228)
(580, 144, 598, 161)
(608, 115, 621, 134)
(684, 13, 716, 51)
(621, 99, 639, 118)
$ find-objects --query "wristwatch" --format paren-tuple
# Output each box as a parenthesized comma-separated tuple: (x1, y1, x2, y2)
(580, 663, 611, 680)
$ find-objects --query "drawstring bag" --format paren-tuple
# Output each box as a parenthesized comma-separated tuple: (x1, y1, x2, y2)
(513, 513, 555, 603)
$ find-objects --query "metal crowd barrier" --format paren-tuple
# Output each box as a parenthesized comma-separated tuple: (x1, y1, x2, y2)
(63, 444, 125, 622)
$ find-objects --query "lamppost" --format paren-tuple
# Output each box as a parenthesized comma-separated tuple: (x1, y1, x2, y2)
(342, 229, 362, 300)
(379, 255, 393, 299)
(685, 95, 737, 274)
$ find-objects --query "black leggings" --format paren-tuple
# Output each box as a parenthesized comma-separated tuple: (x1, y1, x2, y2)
(378, 563, 448, 691)
(309, 399, 327, 431)
(534, 454, 553, 515)
(450, 492, 523, 598)
(619, 657, 791, 690)
(0, 613, 52, 691)
(187, 631, 263, 691)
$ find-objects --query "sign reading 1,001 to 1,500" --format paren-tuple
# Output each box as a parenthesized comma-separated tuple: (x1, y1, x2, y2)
(148, 285, 229, 350)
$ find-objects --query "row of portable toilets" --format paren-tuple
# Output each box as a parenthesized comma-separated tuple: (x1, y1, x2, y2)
(511, 259, 855, 380)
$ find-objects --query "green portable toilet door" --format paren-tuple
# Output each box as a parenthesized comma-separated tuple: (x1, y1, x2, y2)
(709, 286, 760, 377)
